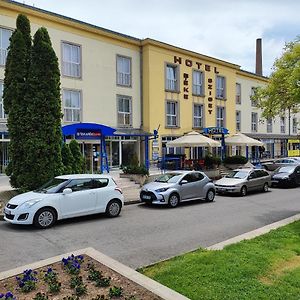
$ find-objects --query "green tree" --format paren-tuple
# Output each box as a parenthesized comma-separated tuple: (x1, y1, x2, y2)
(22, 27, 63, 189)
(3, 14, 32, 188)
(61, 143, 74, 174)
(253, 37, 300, 118)
(69, 140, 84, 174)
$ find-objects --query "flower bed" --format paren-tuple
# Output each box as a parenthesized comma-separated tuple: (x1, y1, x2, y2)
(0, 254, 162, 300)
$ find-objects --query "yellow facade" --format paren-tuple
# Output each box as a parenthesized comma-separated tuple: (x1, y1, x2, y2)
(142, 39, 240, 157)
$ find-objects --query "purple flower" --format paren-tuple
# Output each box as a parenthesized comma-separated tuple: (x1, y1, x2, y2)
(0, 294, 4, 298)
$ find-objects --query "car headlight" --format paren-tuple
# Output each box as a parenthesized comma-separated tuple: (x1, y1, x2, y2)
(19, 199, 42, 209)
(155, 187, 169, 193)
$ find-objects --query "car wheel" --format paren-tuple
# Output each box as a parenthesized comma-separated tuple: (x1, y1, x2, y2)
(106, 199, 122, 217)
(168, 193, 179, 208)
(240, 186, 247, 196)
(33, 207, 57, 229)
(262, 183, 269, 192)
(206, 189, 215, 202)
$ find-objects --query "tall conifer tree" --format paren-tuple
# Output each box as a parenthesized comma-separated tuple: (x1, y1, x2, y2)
(3, 14, 32, 188)
(23, 27, 63, 189)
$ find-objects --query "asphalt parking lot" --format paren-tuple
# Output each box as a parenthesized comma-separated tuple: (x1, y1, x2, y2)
(0, 186, 299, 272)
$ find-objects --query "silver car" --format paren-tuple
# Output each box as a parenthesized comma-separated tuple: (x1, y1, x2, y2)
(140, 171, 215, 208)
(215, 168, 271, 196)
(261, 158, 300, 171)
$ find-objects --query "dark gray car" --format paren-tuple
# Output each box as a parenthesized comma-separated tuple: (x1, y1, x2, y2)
(140, 171, 215, 208)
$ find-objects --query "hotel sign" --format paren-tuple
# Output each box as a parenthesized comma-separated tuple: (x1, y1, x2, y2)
(173, 56, 219, 115)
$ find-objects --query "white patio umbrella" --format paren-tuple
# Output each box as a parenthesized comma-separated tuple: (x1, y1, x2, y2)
(225, 133, 264, 147)
(166, 131, 221, 147)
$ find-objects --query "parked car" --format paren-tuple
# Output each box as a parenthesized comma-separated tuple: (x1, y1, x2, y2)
(261, 158, 300, 171)
(4, 174, 124, 229)
(140, 171, 215, 208)
(271, 165, 300, 187)
(215, 168, 271, 196)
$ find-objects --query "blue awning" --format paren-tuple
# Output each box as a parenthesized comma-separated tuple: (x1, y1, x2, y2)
(62, 123, 116, 137)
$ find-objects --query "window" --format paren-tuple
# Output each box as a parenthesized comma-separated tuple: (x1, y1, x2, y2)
(236, 110, 241, 131)
(0, 27, 12, 66)
(116, 55, 131, 87)
(292, 118, 298, 134)
(165, 64, 178, 92)
(216, 106, 225, 127)
(251, 87, 257, 107)
(117, 95, 132, 127)
(216, 76, 226, 99)
(267, 118, 273, 133)
(62, 42, 81, 78)
(65, 179, 94, 192)
(193, 104, 203, 128)
(251, 112, 258, 132)
(192, 70, 204, 96)
(166, 101, 179, 127)
(0, 81, 7, 119)
(63, 90, 81, 122)
(280, 116, 285, 133)
(236, 83, 241, 104)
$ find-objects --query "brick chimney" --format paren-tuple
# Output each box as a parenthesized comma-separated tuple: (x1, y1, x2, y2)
(255, 38, 263, 76)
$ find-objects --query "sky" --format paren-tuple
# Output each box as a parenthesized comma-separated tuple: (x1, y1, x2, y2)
(14, 0, 300, 76)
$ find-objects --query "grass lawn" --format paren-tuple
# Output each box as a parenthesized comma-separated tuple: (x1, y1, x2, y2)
(140, 221, 300, 300)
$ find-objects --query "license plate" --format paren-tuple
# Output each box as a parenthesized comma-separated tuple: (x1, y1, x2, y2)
(4, 208, 11, 215)
(272, 180, 278, 183)
(142, 195, 151, 200)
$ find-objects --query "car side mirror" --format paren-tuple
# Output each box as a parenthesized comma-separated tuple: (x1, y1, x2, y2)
(180, 180, 188, 185)
(62, 188, 72, 195)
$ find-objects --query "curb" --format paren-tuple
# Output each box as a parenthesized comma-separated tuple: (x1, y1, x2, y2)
(0, 247, 190, 300)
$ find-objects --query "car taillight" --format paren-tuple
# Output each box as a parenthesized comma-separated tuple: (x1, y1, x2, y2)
(115, 187, 123, 194)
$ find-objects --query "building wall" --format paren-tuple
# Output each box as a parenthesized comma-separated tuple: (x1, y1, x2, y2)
(0, 2, 142, 129)
(142, 40, 239, 158)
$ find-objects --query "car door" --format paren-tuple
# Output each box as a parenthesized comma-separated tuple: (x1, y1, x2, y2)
(295, 166, 300, 185)
(246, 171, 259, 191)
(59, 178, 97, 218)
(193, 172, 206, 198)
(92, 178, 111, 213)
(178, 173, 196, 200)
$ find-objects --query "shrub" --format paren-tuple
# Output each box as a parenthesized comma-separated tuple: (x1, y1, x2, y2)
(122, 165, 149, 175)
(204, 155, 221, 169)
(223, 155, 248, 165)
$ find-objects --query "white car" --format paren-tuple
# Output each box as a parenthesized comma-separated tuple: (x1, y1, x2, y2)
(4, 174, 124, 229)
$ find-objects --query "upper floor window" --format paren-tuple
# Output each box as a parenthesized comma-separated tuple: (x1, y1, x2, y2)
(236, 83, 241, 104)
(116, 55, 131, 87)
(216, 106, 225, 127)
(280, 116, 285, 133)
(0, 81, 7, 119)
(63, 89, 81, 122)
(216, 76, 226, 99)
(251, 87, 257, 107)
(165, 64, 179, 92)
(251, 112, 258, 132)
(292, 118, 298, 134)
(236, 110, 241, 131)
(62, 42, 81, 78)
(0, 27, 12, 66)
(117, 95, 132, 127)
(267, 118, 273, 133)
(192, 70, 204, 96)
(193, 104, 203, 128)
(166, 101, 179, 127)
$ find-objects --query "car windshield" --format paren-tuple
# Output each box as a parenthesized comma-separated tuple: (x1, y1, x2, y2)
(225, 170, 248, 179)
(276, 166, 295, 174)
(35, 178, 69, 194)
(155, 173, 182, 183)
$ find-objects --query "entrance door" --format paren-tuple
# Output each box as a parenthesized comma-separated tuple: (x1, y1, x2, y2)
(112, 141, 120, 167)
(122, 141, 136, 166)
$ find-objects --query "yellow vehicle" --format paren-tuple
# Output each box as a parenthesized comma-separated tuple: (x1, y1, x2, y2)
(288, 139, 300, 157)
